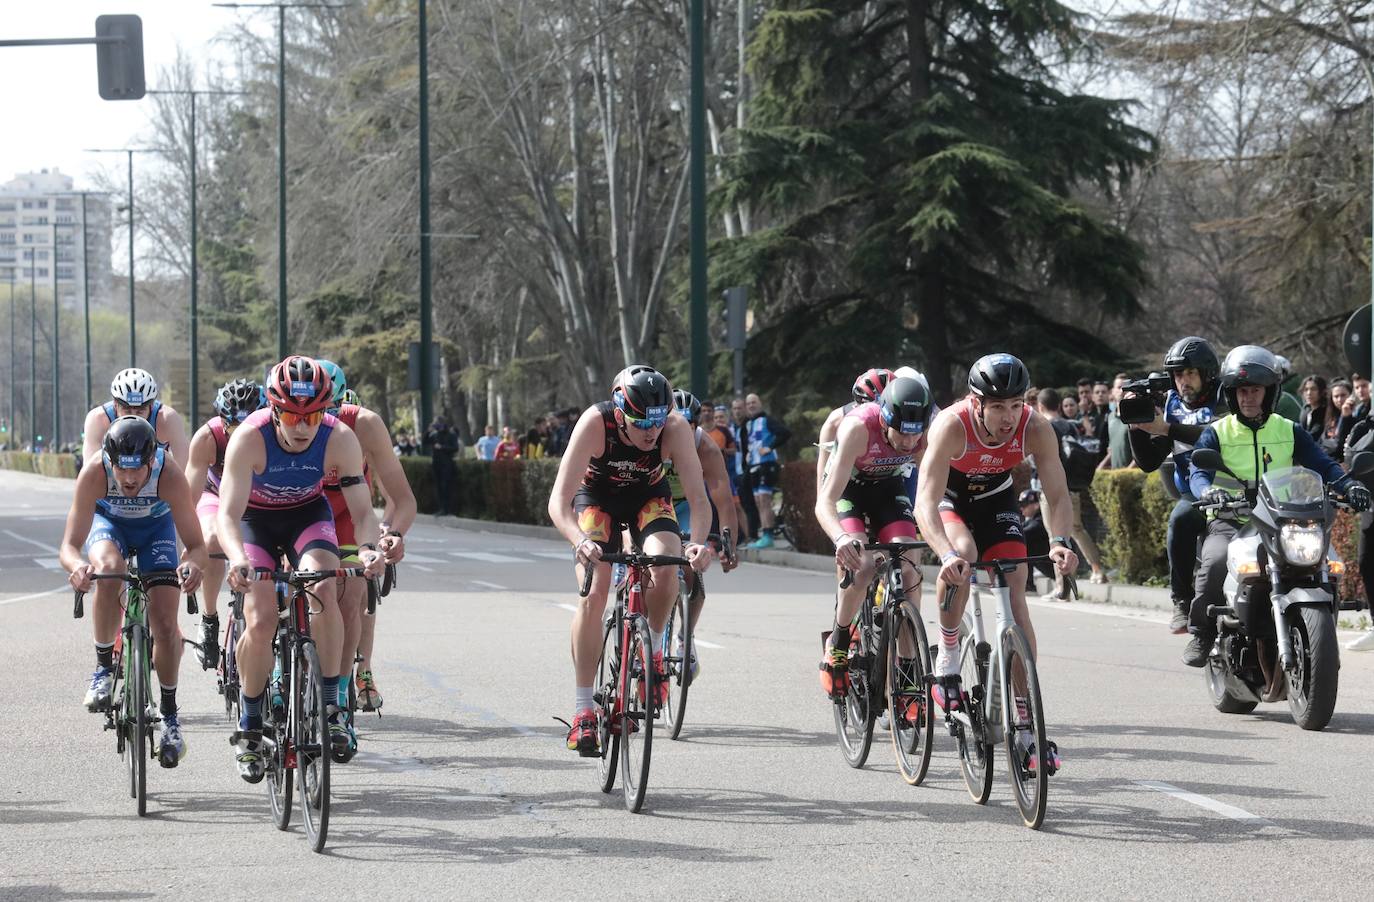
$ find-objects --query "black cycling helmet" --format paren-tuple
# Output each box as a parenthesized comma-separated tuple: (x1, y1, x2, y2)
(1219, 345, 1281, 427)
(878, 377, 933, 435)
(104, 415, 159, 469)
(967, 353, 1030, 400)
(673, 388, 702, 425)
(612, 364, 673, 425)
(1164, 336, 1220, 383)
(214, 378, 265, 424)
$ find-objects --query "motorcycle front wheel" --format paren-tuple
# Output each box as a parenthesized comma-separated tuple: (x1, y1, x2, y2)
(1285, 607, 1339, 731)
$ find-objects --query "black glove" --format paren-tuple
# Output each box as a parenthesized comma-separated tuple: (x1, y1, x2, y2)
(1200, 486, 1232, 506)
(1346, 482, 1371, 512)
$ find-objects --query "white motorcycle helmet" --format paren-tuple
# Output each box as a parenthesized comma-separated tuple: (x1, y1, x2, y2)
(110, 368, 159, 407)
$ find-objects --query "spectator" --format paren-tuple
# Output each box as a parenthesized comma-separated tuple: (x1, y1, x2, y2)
(1037, 388, 1107, 586)
(1075, 377, 1094, 412)
(1059, 395, 1081, 423)
(1299, 375, 1332, 444)
(1024, 386, 1040, 408)
(715, 406, 746, 532)
(1352, 373, 1371, 419)
(731, 397, 760, 542)
(1102, 373, 1136, 470)
(1273, 356, 1302, 422)
(548, 410, 573, 456)
(426, 417, 460, 515)
(495, 426, 522, 460)
(475, 425, 500, 461)
(1018, 489, 1055, 589)
(1343, 412, 1374, 652)
(742, 393, 792, 549)
(1326, 378, 1355, 460)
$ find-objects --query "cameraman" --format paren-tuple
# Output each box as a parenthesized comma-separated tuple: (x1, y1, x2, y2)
(1126, 336, 1228, 635)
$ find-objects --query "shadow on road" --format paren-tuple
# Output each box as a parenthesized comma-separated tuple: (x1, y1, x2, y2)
(1, 888, 154, 901)
(0, 799, 98, 826)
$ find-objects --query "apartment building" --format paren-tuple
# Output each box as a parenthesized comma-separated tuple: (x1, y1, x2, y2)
(0, 168, 112, 305)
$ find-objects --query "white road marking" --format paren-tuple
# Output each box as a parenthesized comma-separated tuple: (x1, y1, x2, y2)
(0, 586, 68, 607)
(396, 552, 446, 564)
(554, 603, 579, 613)
(694, 638, 724, 649)
(470, 580, 508, 591)
(1029, 598, 1170, 626)
(412, 564, 435, 572)
(532, 550, 572, 559)
(1135, 781, 1273, 824)
(35, 558, 62, 570)
(5, 530, 59, 554)
(451, 551, 526, 563)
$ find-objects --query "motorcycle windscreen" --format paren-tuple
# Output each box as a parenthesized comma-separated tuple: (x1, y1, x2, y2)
(1259, 467, 1325, 511)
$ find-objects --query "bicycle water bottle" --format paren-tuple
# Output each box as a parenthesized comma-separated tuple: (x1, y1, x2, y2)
(873, 580, 886, 608)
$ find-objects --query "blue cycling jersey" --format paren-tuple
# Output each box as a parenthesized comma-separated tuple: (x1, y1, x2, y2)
(96, 447, 170, 520)
(103, 399, 163, 431)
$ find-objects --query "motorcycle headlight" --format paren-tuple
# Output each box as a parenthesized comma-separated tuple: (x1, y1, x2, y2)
(1279, 524, 1324, 567)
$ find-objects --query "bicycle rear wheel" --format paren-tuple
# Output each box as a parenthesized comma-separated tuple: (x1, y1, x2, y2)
(222, 607, 243, 719)
(1001, 626, 1049, 829)
(297, 640, 331, 852)
(664, 577, 692, 740)
(956, 634, 994, 804)
(621, 617, 655, 813)
(832, 621, 876, 769)
(888, 601, 934, 785)
(128, 626, 150, 816)
(596, 615, 621, 793)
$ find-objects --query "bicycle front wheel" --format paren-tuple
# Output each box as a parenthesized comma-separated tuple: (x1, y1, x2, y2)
(620, 617, 655, 813)
(888, 601, 934, 785)
(267, 640, 293, 830)
(664, 578, 693, 740)
(127, 626, 150, 816)
(1001, 625, 1048, 830)
(596, 615, 621, 794)
(297, 640, 331, 852)
(957, 633, 993, 804)
(833, 622, 876, 769)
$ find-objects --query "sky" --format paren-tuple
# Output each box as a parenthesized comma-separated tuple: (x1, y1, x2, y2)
(0, 1, 253, 189)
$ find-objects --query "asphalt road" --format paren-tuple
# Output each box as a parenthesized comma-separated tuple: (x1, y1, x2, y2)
(3, 468, 1373, 900)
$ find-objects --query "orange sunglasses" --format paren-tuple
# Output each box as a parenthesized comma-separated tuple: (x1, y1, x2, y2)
(274, 408, 325, 428)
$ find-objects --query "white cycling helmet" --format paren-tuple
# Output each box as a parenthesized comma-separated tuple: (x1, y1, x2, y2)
(110, 368, 159, 407)
(893, 366, 932, 394)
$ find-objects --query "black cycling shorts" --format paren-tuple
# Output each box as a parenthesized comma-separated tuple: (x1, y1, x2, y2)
(240, 496, 339, 571)
(573, 480, 679, 554)
(750, 461, 780, 493)
(938, 487, 1026, 561)
(836, 476, 918, 542)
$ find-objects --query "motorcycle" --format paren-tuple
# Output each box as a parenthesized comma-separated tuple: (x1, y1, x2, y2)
(1189, 448, 1372, 731)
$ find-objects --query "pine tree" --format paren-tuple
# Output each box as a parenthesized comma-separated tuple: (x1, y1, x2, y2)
(719, 0, 1155, 397)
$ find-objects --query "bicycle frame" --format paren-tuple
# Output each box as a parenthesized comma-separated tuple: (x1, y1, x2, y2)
(947, 569, 1014, 745)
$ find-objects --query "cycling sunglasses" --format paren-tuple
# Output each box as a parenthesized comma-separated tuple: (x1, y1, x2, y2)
(274, 408, 325, 428)
(623, 404, 669, 431)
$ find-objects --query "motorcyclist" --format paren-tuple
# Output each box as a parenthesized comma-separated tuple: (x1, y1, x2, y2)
(1183, 345, 1371, 667)
(1127, 336, 1228, 634)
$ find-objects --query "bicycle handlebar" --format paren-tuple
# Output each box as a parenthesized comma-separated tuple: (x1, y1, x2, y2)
(248, 567, 373, 584)
(838, 540, 930, 589)
(577, 552, 693, 597)
(73, 572, 197, 619)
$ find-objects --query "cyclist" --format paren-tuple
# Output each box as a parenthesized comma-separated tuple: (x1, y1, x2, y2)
(59, 416, 208, 768)
(664, 389, 739, 678)
(815, 377, 932, 697)
(915, 354, 1077, 767)
(1184, 345, 1370, 665)
(81, 368, 190, 465)
(547, 364, 713, 756)
(317, 362, 413, 754)
(216, 356, 385, 783)
(184, 379, 266, 668)
(816, 368, 892, 500)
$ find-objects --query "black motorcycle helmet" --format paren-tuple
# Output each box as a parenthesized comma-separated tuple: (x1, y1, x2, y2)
(104, 415, 159, 469)
(878, 377, 934, 435)
(612, 364, 673, 424)
(1164, 336, 1220, 383)
(967, 353, 1030, 400)
(1218, 345, 1281, 428)
(673, 388, 702, 426)
(214, 378, 265, 423)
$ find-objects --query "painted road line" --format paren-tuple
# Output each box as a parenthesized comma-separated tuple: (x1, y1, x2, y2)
(1135, 781, 1273, 824)
(554, 603, 579, 613)
(694, 638, 724, 649)
(35, 558, 62, 570)
(451, 551, 527, 563)
(412, 564, 435, 572)
(5, 529, 59, 554)
(470, 580, 509, 591)
(395, 552, 447, 564)
(0, 586, 69, 607)
(532, 551, 572, 559)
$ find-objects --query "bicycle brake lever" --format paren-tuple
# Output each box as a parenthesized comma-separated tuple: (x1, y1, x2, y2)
(839, 570, 853, 589)
(74, 591, 85, 619)
(579, 565, 595, 598)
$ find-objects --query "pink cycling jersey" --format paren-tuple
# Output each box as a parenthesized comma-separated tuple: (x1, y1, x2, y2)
(845, 402, 914, 480)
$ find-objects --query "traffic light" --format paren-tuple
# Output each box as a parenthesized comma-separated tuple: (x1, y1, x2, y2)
(95, 15, 145, 100)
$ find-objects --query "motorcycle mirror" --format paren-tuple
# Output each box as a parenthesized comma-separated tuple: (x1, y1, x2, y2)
(1190, 448, 1224, 473)
(1347, 451, 1374, 479)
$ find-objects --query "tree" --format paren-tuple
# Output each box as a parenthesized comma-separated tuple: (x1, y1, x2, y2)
(720, 0, 1155, 398)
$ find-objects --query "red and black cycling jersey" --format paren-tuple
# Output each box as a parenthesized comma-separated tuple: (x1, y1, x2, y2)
(945, 397, 1032, 501)
(581, 400, 665, 494)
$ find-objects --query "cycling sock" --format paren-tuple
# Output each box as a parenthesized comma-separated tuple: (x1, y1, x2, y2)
(650, 629, 663, 656)
(241, 690, 265, 732)
(95, 641, 115, 671)
(160, 684, 177, 716)
(575, 686, 594, 712)
(940, 626, 960, 653)
(322, 675, 340, 711)
(202, 613, 219, 627)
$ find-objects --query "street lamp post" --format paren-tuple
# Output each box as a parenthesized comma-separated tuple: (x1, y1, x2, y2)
(29, 249, 36, 447)
(418, 0, 433, 436)
(85, 147, 165, 367)
(52, 222, 59, 447)
(146, 88, 246, 420)
(688, 0, 708, 395)
(214, 2, 347, 358)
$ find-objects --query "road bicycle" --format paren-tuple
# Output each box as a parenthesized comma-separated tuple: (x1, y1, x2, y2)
(581, 549, 690, 813)
(935, 555, 1069, 830)
(74, 566, 196, 816)
(662, 529, 732, 740)
(829, 541, 935, 784)
(240, 566, 371, 853)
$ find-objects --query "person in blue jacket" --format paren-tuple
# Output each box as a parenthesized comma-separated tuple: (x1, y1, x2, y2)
(743, 393, 792, 549)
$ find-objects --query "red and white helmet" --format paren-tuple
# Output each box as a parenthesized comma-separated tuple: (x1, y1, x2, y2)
(851, 367, 894, 405)
(266, 356, 333, 415)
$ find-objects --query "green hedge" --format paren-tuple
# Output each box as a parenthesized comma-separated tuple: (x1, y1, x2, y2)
(397, 455, 557, 527)
(1089, 469, 1167, 583)
(1, 450, 76, 478)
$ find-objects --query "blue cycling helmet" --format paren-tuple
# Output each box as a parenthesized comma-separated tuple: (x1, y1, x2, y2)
(315, 359, 347, 410)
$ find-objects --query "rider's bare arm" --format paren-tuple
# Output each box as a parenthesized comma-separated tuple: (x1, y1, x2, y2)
(215, 425, 265, 568)
(814, 417, 866, 544)
(183, 425, 216, 507)
(1025, 412, 1074, 542)
(160, 408, 191, 467)
(327, 424, 383, 573)
(915, 410, 963, 561)
(81, 408, 108, 463)
(663, 416, 711, 548)
(699, 438, 737, 541)
(547, 409, 605, 545)
(815, 406, 845, 499)
(158, 455, 209, 578)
